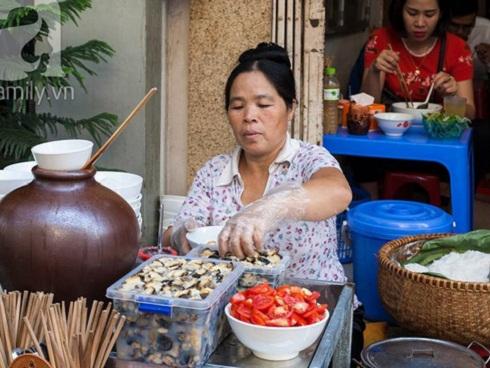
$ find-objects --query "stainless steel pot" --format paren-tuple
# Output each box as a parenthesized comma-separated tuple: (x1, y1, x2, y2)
(360, 337, 486, 368)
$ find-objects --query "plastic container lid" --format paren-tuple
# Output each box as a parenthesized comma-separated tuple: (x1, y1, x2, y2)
(106, 254, 244, 312)
(325, 67, 336, 75)
(361, 337, 485, 368)
(347, 200, 453, 239)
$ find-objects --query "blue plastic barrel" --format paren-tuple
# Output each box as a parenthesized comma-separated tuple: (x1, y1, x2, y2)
(347, 200, 454, 322)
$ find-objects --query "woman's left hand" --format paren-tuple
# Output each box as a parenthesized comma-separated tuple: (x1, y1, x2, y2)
(433, 72, 457, 97)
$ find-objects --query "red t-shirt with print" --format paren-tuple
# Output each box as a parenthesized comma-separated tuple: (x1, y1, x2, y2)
(364, 27, 473, 102)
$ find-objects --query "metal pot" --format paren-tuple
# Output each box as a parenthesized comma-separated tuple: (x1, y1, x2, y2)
(360, 337, 486, 368)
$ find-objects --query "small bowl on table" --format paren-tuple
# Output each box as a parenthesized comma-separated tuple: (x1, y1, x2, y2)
(392, 102, 442, 126)
(375, 112, 413, 137)
(31, 139, 93, 171)
(225, 303, 329, 361)
(186, 225, 223, 249)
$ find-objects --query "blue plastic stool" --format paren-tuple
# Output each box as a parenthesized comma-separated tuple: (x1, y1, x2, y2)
(347, 200, 454, 322)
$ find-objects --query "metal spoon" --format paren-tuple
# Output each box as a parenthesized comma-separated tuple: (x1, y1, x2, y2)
(416, 82, 435, 109)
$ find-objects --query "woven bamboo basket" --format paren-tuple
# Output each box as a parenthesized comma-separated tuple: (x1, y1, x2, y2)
(378, 233, 490, 345)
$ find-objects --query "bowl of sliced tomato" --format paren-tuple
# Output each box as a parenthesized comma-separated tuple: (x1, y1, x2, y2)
(225, 282, 329, 361)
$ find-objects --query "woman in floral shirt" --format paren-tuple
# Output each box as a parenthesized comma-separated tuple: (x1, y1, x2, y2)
(362, 0, 475, 118)
(167, 42, 352, 283)
(165, 42, 364, 361)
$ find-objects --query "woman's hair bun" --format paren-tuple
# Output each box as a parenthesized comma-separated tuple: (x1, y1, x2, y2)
(238, 42, 291, 68)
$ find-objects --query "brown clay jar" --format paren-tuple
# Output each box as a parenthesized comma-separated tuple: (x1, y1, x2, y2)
(0, 166, 139, 302)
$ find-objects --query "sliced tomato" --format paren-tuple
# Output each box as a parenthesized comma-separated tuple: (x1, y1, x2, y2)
(230, 292, 246, 304)
(290, 312, 307, 326)
(316, 303, 328, 315)
(274, 295, 286, 306)
(292, 301, 309, 314)
(305, 291, 321, 302)
(283, 294, 300, 307)
(251, 308, 269, 325)
(252, 295, 274, 311)
(236, 304, 252, 319)
(306, 312, 321, 324)
(251, 313, 266, 325)
(303, 306, 318, 318)
(246, 283, 272, 295)
(269, 305, 290, 319)
(265, 318, 290, 327)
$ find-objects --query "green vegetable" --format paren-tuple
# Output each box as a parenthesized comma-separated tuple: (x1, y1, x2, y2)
(403, 230, 490, 266)
(422, 112, 470, 139)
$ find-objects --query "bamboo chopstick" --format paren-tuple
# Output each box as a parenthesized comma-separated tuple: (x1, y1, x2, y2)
(388, 44, 414, 108)
(0, 292, 124, 368)
(82, 87, 158, 169)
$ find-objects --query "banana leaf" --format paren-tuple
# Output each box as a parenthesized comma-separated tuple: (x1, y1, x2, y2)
(403, 230, 490, 266)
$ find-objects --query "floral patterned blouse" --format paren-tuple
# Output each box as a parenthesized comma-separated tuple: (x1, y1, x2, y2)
(173, 136, 348, 284)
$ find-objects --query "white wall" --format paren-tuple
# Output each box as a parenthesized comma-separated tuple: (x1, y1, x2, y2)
(38, 0, 147, 175)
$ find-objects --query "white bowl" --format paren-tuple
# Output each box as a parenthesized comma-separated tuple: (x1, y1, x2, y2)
(31, 139, 93, 171)
(375, 112, 413, 137)
(4, 161, 37, 177)
(95, 171, 143, 199)
(392, 102, 442, 125)
(225, 303, 329, 361)
(0, 170, 33, 195)
(185, 225, 223, 249)
(126, 193, 142, 206)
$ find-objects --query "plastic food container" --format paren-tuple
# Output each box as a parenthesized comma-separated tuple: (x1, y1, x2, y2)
(106, 255, 244, 367)
(347, 200, 454, 322)
(188, 246, 290, 291)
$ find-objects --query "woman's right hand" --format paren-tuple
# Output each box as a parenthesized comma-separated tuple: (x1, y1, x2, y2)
(372, 49, 399, 74)
(170, 218, 198, 255)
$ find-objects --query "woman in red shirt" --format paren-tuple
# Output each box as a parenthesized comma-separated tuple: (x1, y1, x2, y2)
(362, 0, 475, 119)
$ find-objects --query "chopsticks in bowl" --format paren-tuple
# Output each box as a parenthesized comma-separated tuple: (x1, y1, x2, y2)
(388, 44, 414, 108)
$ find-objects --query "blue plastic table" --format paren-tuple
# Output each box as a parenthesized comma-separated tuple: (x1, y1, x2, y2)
(323, 127, 473, 233)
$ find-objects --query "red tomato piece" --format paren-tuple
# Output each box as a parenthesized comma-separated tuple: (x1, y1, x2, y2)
(246, 283, 272, 295)
(265, 318, 290, 327)
(316, 303, 328, 315)
(283, 294, 299, 307)
(250, 308, 269, 325)
(237, 304, 252, 319)
(269, 305, 290, 319)
(292, 301, 309, 314)
(305, 291, 321, 302)
(252, 295, 274, 311)
(290, 312, 307, 326)
(231, 292, 246, 304)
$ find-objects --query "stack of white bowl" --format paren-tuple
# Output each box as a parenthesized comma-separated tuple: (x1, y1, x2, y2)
(95, 171, 144, 230)
(0, 169, 33, 202)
